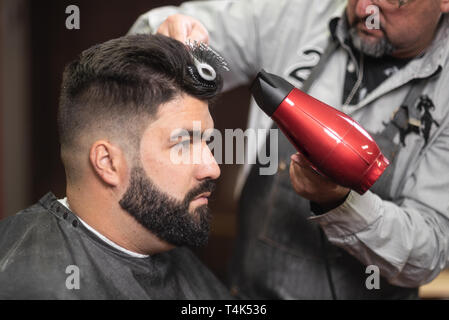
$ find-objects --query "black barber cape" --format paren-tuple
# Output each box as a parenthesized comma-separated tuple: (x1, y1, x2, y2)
(0, 193, 231, 299)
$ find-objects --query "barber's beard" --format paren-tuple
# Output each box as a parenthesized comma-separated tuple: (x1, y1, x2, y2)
(119, 166, 216, 248)
(349, 26, 395, 58)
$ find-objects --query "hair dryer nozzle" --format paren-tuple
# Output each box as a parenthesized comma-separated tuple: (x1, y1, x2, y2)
(251, 70, 295, 117)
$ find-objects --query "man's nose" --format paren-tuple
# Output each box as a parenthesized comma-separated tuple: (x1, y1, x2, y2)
(355, 0, 376, 18)
(196, 146, 221, 181)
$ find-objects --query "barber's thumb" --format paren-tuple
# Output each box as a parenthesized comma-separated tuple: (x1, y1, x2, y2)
(291, 153, 304, 165)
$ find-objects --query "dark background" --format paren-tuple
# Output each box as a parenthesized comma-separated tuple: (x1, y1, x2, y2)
(0, 0, 251, 283)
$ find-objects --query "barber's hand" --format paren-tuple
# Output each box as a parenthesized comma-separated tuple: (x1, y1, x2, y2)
(157, 14, 209, 44)
(289, 153, 350, 210)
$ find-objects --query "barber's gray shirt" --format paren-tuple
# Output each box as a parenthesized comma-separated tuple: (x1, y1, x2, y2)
(0, 193, 231, 299)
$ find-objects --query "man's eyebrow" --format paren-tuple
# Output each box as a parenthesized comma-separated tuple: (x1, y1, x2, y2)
(170, 129, 203, 141)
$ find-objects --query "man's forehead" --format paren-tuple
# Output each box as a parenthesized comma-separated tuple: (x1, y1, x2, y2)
(157, 95, 208, 116)
(147, 96, 214, 132)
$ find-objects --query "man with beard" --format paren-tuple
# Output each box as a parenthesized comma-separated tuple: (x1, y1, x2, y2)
(129, 0, 449, 299)
(0, 34, 232, 299)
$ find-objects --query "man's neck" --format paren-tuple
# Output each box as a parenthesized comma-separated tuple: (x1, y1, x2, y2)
(66, 185, 174, 256)
(391, 43, 429, 60)
(59, 197, 149, 258)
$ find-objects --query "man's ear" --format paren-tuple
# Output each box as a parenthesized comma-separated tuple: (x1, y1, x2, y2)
(89, 140, 127, 187)
(441, 0, 449, 13)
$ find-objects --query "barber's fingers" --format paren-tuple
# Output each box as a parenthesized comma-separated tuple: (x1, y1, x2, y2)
(156, 15, 186, 41)
(188, 23, 209, 44)
(157, 14, 209, 44)
(290, 155, 316, 182)
(157, 22, 171, 38)
(291, 153, 304, 166)
(291, 153, 315, 170)
(290, 153, 330, 182)
(289, 153, 332, 196)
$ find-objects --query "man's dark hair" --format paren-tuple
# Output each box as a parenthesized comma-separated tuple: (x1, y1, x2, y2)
(57, 34, 223, 179)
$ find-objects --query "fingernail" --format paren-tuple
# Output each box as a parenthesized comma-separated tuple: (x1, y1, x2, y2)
(291, 154, 300, 164)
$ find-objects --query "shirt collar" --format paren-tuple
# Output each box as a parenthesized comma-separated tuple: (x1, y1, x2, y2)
(329, 14, 350, 47)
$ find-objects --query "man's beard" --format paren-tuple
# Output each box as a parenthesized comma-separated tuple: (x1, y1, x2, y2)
(349, 24, 395, 58)
(119, 166, 216, 248)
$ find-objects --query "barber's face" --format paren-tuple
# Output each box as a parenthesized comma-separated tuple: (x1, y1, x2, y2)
(346, 0, 444, 58)
(119, 95, 220, 247)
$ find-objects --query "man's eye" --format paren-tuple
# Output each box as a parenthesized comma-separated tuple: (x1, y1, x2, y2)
(178, 140, 191, 149)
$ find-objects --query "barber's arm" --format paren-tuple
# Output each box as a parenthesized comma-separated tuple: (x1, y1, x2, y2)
(290, 120, 449, 288)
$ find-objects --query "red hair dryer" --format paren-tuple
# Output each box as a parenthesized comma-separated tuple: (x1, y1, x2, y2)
(251, 70, 389, 195)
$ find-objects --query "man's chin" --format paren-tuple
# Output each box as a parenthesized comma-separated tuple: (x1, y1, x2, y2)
(358, 33, 382, 46)
(189, 203, 210, 223)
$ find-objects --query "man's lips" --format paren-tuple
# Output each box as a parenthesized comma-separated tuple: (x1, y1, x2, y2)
(193, 192, 211, 200)
(191, 192, 211, 206)
(357, 21, 384, 37)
